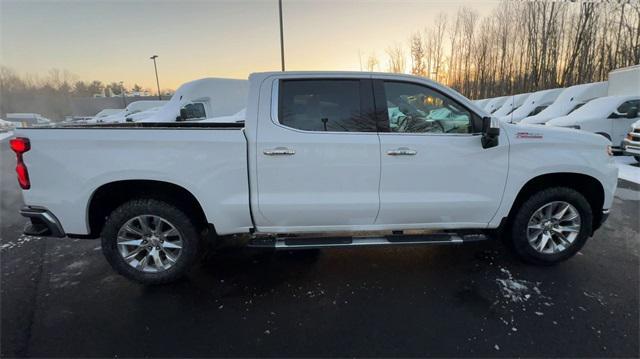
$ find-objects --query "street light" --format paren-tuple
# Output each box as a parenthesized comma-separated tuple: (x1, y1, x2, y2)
(278, 0, 285, 71)
(120, 81, 127, 107)
(150, 55, 162, 100)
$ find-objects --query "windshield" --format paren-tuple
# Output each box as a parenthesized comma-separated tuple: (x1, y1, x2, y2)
(566, 97, 624, 119)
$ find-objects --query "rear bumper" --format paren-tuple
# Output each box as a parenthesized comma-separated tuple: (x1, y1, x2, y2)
(20, 207, 66, 237)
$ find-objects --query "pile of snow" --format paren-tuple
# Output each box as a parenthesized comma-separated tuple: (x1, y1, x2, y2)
(495, 268, 542, 303)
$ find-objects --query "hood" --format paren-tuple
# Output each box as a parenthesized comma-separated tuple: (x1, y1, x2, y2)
(503, 121, 610, 147)
(492, 93, 531, 117)
(545, 115, 576, 127)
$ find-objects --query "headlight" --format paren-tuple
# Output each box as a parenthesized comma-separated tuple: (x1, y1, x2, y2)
(566, 125, 581, 129)
(606, 145, 613, 156)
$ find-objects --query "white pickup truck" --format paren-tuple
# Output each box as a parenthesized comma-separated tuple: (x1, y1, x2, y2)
(11, 72, 618, 284)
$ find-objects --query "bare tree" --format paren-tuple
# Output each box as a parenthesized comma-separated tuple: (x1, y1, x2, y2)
(386, 43, 406, 73)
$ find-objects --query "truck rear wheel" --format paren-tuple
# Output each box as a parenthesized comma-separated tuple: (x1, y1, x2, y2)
(101, 199, 201, 284)
(508, 187, 593, 265)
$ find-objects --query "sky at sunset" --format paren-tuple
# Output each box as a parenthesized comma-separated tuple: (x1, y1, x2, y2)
(1, 0, 499, 92)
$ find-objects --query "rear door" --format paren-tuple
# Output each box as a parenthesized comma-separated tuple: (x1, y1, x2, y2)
(374, 78, 508, 227)
(254, 77, 381, 231)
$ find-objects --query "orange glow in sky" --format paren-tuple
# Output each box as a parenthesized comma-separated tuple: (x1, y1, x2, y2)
(1, 0, 498, 91)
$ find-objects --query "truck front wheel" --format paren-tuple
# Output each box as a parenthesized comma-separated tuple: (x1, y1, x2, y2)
(101, 199, 201, 284)
(509, 187, 593, 265)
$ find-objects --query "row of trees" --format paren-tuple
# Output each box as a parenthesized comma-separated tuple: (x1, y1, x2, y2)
(366, 1, 640, 99)
(0, 67, 152, 120)
(1, 67, 148, 97)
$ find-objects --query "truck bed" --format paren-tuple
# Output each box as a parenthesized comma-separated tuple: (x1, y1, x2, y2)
(14, 126, 253, 236)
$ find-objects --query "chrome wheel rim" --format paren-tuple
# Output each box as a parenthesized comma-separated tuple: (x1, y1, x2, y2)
(527, 201, 581, 254)
(117, 215, 183, 273)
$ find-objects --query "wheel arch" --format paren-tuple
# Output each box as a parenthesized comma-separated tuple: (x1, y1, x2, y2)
(85, 180, 209, 238)
(505, 172, 605, 232)
(595, 132, 612, 141)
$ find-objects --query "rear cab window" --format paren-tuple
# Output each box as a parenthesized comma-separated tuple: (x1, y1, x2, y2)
(277, 79, 377, 132)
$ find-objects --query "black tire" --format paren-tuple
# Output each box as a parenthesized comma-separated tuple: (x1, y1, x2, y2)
(634, 156, 640, 164)
(101, 199, 201, 284)
(508, 187, 593, 265)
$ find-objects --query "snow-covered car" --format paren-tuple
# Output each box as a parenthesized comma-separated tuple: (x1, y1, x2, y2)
(474, 98, 491, 109)
(492, 93, 531, 118)
(5, 113, 52, 127)
(520, 82, 608, 125)
(93, 108, 124, 119)
(547, 95, 640, 151)
(139, 78, 248, 123)
(499, 88, 564, 123)
(11, 71, 617, 284)
(87, 101, 167, 123)
(623, 119, 640, 163)
(0, 118, 15, 132)
(484, 96, 508, 114)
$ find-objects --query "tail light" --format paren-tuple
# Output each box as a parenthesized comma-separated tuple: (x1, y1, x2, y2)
(9, 137, 31, 189)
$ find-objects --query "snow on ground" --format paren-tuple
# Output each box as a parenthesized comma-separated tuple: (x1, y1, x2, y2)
(615, 156, 640, 184)
(0, 131, 14, 142)
(0, 235, 41, 251)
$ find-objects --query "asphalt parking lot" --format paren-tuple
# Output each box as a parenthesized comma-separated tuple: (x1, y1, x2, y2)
(1, 137, 638, 358)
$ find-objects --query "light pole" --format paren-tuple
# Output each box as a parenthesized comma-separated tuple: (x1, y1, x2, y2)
(150, 55, 162, 100)
(120, 81, 127, 107)
(278, 0, 285, 71)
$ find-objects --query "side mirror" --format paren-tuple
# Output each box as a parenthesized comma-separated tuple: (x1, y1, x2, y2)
(481, 116, 500, 149)
(177, 108, 188, 122)
(626, 108, 639, 119)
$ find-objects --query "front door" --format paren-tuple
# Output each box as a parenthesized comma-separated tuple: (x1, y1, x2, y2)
(255, 78, 381, 231)
(374, 79, 509, 228)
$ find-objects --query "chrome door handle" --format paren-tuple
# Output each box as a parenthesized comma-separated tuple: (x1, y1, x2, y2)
(263, 147, 295, 156)
(387, 147, 417, 156)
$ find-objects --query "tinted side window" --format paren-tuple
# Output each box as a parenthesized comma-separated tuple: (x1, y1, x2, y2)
(182, 103, 207, 120)
(610, 100, 640, 118)
(568, 103, 585, 114)
(279, 80, 376, 132)
(529, 105, 548, 116)
(383, 81, 474, 134)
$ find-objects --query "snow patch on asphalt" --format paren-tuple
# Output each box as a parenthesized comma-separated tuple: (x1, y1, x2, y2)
(615, 156, 640, 184)
(495, 268, 542, 303)
(66, 259, 90, 271)
(0, 235, 41, 251)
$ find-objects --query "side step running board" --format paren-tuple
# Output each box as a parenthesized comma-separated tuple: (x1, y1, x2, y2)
(248, 233, 487, 250)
